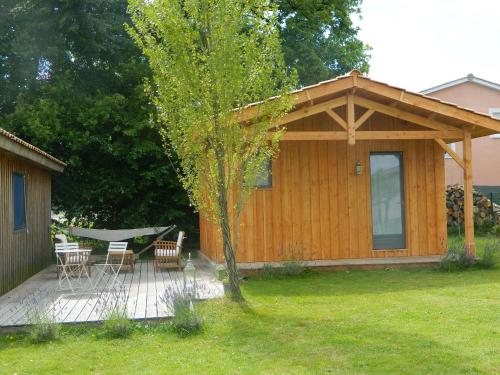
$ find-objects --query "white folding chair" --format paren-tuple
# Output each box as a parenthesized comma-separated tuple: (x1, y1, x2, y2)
(55, 242, 93, 293)
(93, 242, 128, 290)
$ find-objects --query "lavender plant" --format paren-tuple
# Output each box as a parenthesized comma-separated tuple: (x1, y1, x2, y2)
(159, 277, 208, 337)
(15, 289, 63, 343)
(94, 284, 131, 338)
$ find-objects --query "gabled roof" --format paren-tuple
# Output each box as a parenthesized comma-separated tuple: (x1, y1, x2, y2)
(420, 74, 500, 95)
(0, 128, 66, 172)
(240, 70, 500, 138)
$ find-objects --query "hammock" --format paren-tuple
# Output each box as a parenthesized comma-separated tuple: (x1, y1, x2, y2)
(69, 225, 175, 242)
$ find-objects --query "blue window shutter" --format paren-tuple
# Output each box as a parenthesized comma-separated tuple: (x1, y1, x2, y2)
(13, 173, 26, 230)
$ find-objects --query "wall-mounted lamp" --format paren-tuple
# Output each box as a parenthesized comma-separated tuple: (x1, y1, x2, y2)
(355, 161, 363, 176)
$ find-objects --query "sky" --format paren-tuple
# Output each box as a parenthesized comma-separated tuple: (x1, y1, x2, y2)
(354, 0, 500, 92)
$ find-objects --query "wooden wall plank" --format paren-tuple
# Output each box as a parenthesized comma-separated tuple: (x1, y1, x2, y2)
(299, 141, 311, 260)
(318, 141, 330, 259)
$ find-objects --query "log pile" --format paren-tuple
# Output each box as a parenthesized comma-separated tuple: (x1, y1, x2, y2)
(446, 185, 500, 226)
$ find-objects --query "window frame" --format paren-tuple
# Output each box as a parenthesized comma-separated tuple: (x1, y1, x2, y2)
(12, 172, 27, 232)
(254, 160, 272, 189)
(489, 108, 500, 138)
(369, 151, 407, 251)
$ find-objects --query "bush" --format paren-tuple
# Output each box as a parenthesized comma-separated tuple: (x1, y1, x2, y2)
(280, 260, 305, 276)
(257, 261, 305, 278)
(102, 307, 132, 339)
(28, 315, 60, 344)
(492, 225, 500, 238)
(171, 295, 203, 337)
(17, 290, 61, 344)
(259, 263, 277, 278)
(475, 218, 497, 236)
(440, 243, 475, 272)
(476, 241, 500, 269)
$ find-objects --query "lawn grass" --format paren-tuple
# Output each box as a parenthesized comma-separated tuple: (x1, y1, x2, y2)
(1, 266, 498, 374)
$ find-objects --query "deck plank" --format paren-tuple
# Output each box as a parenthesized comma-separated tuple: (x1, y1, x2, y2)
(133, 261, 149, 320)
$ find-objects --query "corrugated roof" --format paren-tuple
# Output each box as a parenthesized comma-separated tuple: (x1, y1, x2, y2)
(0, 128, 66, 169)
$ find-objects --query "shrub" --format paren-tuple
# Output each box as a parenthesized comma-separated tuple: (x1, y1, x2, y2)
(257, 261, 305, 278)
(171, 295, 203, 337)
(440, 244, 474, 272)
(17, 290, 61, 344)
(96, 286, 132, 339)
(476, 241, 500, 269)
(492, 225, 500, 238)
(102, 307, 132, 339)
(280, 260, 305, 276)
(28, 314, 60, 344)
(159, 278, 207, 337)
(259, 263, 277, 278)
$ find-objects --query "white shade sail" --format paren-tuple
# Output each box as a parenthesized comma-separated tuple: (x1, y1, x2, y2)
(69, 226, 174, 241)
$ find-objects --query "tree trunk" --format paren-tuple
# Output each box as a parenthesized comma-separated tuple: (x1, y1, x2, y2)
(213, 129, 243, 301)
(217, 193, 243, 301)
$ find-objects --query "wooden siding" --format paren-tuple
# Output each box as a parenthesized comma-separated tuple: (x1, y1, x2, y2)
(0, 150, 52, 295)
(199, 112, 447, 263)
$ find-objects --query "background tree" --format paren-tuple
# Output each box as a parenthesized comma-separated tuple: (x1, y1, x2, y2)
(274, 0, 370, 86)
(0, 0, 194, 231)
(128, 0, 295, 300)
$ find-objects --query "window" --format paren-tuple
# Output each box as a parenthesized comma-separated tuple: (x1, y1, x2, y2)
(13, 173, 26, 231)
(370, 152, 406, 250)
(489, 108, 500, 138)
(444, 142, 457, 159)
(254, 160, 272, 188)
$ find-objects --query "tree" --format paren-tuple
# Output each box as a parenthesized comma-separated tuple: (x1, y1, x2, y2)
(1, 0, 194, 230)
(128, 0, 295, 300)
(274, 0, 370, 86)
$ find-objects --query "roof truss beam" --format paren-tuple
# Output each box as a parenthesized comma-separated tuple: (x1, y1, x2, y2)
(354, 109, 375, 129)
(434, 139, 465, 169)
(325, 109, 347, 130)
(272, 96, 347, 129)
(353, 96, 460, 132)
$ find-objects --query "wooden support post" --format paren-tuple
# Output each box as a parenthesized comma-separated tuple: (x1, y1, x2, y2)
(347, 94, 355, 145)
(463, 128, 475, 256)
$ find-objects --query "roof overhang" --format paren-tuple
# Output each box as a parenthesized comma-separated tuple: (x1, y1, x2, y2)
(241, 70, 500, 140)
(0, 129, 66, 172)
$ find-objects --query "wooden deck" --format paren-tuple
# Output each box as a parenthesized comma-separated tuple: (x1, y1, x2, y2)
(0, 259, 223, 327)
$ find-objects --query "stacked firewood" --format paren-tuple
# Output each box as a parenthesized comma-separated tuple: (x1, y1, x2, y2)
(446, 185, 500, 226)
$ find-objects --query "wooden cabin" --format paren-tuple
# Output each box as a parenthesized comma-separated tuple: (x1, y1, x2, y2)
(199, 70, 500, 269)
(0, 128, 65, 295)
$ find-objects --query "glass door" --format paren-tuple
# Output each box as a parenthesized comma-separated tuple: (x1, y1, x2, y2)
(369, 152, 406, 250)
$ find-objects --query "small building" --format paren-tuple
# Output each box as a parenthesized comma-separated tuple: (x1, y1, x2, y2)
(0, 128, 65, 295)
(199, 71, 500, 269)
(421, 74, 500, 198)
